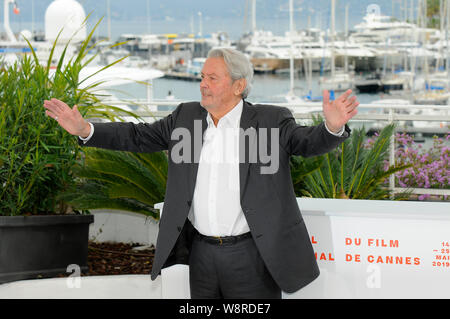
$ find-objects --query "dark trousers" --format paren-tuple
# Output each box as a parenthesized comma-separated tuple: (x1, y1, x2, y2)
(189, 232, 281, 299)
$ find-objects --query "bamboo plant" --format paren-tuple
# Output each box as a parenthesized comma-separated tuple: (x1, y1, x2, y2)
(0, 18, 138, 216)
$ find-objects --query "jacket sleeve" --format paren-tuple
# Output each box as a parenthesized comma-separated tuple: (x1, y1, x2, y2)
(278, 107, 350, 157)
(77, 103, 183, 153)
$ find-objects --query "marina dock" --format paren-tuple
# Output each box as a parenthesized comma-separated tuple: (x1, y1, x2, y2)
(163, 70, 201, 81)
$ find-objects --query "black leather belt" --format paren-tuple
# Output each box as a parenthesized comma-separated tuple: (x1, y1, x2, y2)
(196, 232, 252, 245)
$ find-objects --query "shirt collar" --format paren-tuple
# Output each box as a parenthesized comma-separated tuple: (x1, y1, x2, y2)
(206, 100, 243, 128)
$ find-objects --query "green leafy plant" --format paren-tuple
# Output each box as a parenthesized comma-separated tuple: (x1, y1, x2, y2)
(0, 19, 137, 216)
(290, 121, 412, 199)
(58, 149, 168, 220)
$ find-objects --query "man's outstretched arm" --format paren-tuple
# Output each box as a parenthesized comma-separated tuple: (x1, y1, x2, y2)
(43, 98, 181, 153)
(279, 89, 358, 157)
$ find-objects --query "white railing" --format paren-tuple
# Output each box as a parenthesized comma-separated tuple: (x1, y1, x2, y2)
(99, 99, 450, 198)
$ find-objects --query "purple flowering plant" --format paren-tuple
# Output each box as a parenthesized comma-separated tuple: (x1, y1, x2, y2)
(366, 132, 450, 201)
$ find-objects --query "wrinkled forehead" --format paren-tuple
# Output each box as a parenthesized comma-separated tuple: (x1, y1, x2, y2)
(201, 57, 231, 78)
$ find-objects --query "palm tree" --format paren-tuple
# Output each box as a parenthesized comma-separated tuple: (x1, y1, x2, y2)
(58, 149, 168, 220)
(291, 123, 412, 199)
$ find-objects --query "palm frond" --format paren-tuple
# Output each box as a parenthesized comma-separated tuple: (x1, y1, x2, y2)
(294, 123, 402, 200)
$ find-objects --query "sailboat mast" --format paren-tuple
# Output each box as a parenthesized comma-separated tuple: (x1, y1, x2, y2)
(31, 0, 35, 36)
(147, 0, 151, 34)
(289, 0, 294, 95)
(4, 0, 17, 43)
(251, 0, 256, 32)
(331, 0, 335, 78)
(345, 4, 349, 73)
(107, 0, 111, 40)
(447, 0, 450, 75)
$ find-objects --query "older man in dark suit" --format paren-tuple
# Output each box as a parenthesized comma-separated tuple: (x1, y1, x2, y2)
(44, 48, 358, 299)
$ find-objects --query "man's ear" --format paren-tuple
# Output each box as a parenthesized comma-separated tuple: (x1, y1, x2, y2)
(234, 78, 247, 96)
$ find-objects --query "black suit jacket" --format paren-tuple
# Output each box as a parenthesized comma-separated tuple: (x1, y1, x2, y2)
(79, 100, 349, 293)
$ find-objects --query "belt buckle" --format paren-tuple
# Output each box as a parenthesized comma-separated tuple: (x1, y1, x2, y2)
(214, 236, 223, 245)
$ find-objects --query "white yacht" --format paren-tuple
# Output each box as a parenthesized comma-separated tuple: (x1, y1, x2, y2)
(381, 71, 414, 92)
(319, 71, 354, 92)
(333, 40, 377, 71)
(413, 73, 450, 105)
(296, 41, 332, 72)
(244, 39, 303, 73)
(353, 12, 416, 43)
(318, 0, 354, 92)
(351, 9, 440, 71)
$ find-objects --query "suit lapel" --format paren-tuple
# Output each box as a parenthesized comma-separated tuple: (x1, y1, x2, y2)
(239, 101, 258, 200)
(186, 101, 258, 202)
(187, 104, 208, 201)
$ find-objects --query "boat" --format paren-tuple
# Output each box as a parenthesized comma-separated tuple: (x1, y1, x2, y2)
(284, 92, 322, 114)
(333, 40, 377, 71)
(297, 41, 332, 72)
(244, 38, 303, 73)
(163, 57, 204, 81)
(350, 5, 440, 73)
(381, 71, 414, 92)
(355, 72, 383, 93)
(413, 73, 450, 105)
(319, 0, 354, 92)
(1, 0, 164, 124)
(352, 8, 435, 44)
(413, 91, 450, 105)
(320, 71, 355, 92)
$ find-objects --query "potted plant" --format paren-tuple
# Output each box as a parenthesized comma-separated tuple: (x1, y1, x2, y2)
(0, 20, 135, 284)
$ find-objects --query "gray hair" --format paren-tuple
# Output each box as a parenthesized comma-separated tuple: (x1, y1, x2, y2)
(207, 48, 253, 99)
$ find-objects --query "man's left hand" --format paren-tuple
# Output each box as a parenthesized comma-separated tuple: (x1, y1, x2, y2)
(322, 89, 359, 133)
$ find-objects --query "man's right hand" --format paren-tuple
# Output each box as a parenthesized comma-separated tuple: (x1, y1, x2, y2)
(43, 98, 91, 138)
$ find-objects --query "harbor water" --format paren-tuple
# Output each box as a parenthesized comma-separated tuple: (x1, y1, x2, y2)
(107, 71, 448, 151)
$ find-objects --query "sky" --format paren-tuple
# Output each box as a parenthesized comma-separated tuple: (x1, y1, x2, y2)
(3, 0, 416, 39)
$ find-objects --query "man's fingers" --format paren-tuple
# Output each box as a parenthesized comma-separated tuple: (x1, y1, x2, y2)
(45, 109, 58, 121)
(322, 89, 330, 106)
(338, 89, 352, 102)
(346, 102, 359, 114)
(347, 108, 358, 119)
(344, 96, 358, 108)
(44, 100, 59, 114)
(51, 98, 69, 112)
(46, 99, 61, 111)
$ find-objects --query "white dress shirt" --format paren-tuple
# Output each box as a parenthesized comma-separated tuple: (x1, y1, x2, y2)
(79, 122, 94, 143)
(188, 100, 249, 236)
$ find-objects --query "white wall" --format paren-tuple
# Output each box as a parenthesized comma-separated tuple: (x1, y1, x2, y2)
(89, 209, 159, 246)
(87, 199, 450, 298)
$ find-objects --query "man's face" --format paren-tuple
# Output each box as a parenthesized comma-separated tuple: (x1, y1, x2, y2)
(200, 57, 239, 110)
